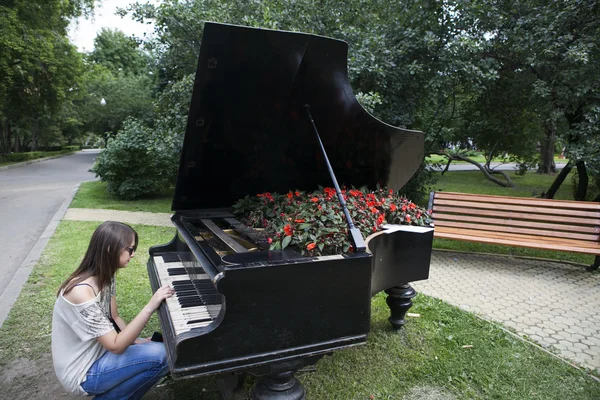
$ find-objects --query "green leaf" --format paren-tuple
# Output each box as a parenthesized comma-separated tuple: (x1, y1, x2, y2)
(282, 235, 292, 249)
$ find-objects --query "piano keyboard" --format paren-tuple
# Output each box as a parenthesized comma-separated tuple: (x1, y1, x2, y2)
(154, 255, 222, 334)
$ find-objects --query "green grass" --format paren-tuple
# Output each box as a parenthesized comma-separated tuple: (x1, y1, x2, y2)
(0, 222, 176, 363)
(0, 221, 598, 399)
(70, 181, 173, 213)
(426, 154, 566, 165)
(429, 170, 576, 200)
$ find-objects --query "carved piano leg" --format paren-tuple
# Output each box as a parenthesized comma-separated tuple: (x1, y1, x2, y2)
(250, 370, 305, 400)
(385, 284, 416, 330)
(249, 356, 324, 400)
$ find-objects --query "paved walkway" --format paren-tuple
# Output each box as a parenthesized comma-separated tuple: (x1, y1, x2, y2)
(63, 208, 600, 374)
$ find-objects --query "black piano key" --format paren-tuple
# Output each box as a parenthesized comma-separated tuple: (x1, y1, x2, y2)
(161, 253, 181, 262)
(167, 267, 208, 276)
(167, 268, 187, 276)
(180, 300, 205, 308)
(187, 317, 212, 325)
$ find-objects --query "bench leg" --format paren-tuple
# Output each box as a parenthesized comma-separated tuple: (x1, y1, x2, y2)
(590, 256, 600, 271)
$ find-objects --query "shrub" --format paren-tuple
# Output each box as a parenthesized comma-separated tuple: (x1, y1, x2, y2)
(92, 119, 179, 200)
(233, 187, 431, 256)
(63, 145, 81, 151)
(0, 150, 73, 162)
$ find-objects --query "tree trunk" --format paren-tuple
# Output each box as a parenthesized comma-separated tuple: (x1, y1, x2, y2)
(575, 161, 588, 201)
(441, 158, 452, 175)
(0, 120, 6, 154)
(13, 123, 19, 152)
(537, 122, 556, 174)
(31, 119, 39, 151)
(451, 153, 515, 187)
(6, 121, 11, 153)
(544, 160, 573, 199)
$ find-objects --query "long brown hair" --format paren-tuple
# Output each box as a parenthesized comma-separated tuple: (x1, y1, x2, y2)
(57, 221, 138, 296)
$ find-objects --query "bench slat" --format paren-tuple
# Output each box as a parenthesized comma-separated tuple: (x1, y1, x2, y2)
(434, 192, 600, 211)
(434, 228, 600, 255)
(436, 227, 600, 248)
(431, 213, 600, 234)
(434, 220, 600, 242)
(434, 199, 600, 219)
(433, 205, 600, 226)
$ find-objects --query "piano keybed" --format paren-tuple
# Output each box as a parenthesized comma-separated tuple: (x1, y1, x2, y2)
(153, 254, 222, 334)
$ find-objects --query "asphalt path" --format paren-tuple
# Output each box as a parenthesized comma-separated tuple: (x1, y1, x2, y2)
(0, 150, 99, 326)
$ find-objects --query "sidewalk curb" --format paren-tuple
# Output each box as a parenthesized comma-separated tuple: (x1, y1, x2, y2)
(0, 183, 81, 328)
(0, 152, 77, 171)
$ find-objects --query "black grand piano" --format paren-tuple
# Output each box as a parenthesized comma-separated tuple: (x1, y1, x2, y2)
(147, 22, 433, 400)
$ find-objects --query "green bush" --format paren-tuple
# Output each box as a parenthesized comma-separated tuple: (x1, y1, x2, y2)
(91, 119, 179, 200)
(62, 145, 81, 151)
(0, 150, 72, 162)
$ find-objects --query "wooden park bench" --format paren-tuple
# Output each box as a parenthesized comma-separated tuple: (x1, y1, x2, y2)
(428, 191, 600, 271)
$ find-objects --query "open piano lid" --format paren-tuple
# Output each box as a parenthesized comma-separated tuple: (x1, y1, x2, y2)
(173, 22, 423, 211)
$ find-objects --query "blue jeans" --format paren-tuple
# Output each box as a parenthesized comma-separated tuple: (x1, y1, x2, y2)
(81, 342, 169, 400)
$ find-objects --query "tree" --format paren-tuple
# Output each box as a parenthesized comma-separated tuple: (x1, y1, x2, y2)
(0, 0, 98, 152)
(89, 28, 151, 76)
(77, 65, 154, 138)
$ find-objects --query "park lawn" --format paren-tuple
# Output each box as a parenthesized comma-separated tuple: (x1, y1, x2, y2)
(0, 221, 598, 400)
(426, 154, 566, 165)
(70, 181, 173, 213)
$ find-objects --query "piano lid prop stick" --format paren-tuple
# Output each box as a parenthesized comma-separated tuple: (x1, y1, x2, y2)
(303, 104, 366, 253)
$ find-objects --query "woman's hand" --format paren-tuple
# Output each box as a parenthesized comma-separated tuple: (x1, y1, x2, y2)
(147, 284, 175, 311)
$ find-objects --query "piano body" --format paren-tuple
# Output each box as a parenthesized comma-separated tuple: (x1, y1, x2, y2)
(147, 22, 433, 399)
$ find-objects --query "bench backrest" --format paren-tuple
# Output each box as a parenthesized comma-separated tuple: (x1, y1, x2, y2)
(428, 191, 600, 244)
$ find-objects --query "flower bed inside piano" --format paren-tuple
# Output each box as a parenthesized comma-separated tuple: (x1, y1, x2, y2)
(232, 187, 432, 256)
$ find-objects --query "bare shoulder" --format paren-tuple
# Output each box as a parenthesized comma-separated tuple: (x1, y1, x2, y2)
(62, 282, 98, 305)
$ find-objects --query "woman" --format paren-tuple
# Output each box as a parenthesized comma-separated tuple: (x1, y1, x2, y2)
(51, 221, 174, 399)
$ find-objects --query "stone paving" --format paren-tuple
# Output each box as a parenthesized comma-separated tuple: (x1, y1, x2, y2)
(413, 251, 600, 374)
(63, 208, 600, 374)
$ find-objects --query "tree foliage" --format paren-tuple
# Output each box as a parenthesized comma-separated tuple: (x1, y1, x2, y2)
(0, 0, 98, 152)
(89, 28, 151, 76)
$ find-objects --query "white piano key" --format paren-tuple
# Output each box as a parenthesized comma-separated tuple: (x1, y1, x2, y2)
(154, 255, 223, 335)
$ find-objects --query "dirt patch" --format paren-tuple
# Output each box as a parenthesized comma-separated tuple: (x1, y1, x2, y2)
(0, 352, 217, 400)
(401, 385, 457, 400)
(0, 353, 79, 400)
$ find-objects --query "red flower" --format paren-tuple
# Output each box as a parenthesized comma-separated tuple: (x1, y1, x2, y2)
(284, 224, 293, 236)
(390, 204, 397, 212)
(405, 215, 411, 223)
(311, 197, 319, 202)
(287, 192, 293, 199)
(268, 238, 273, 244)
(294, 219, 305, 223)
(402, 205, 407, 212)
(307, 243, 316, 250)
(377, 215, 385, 226)
(295, 191, 300, 197)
